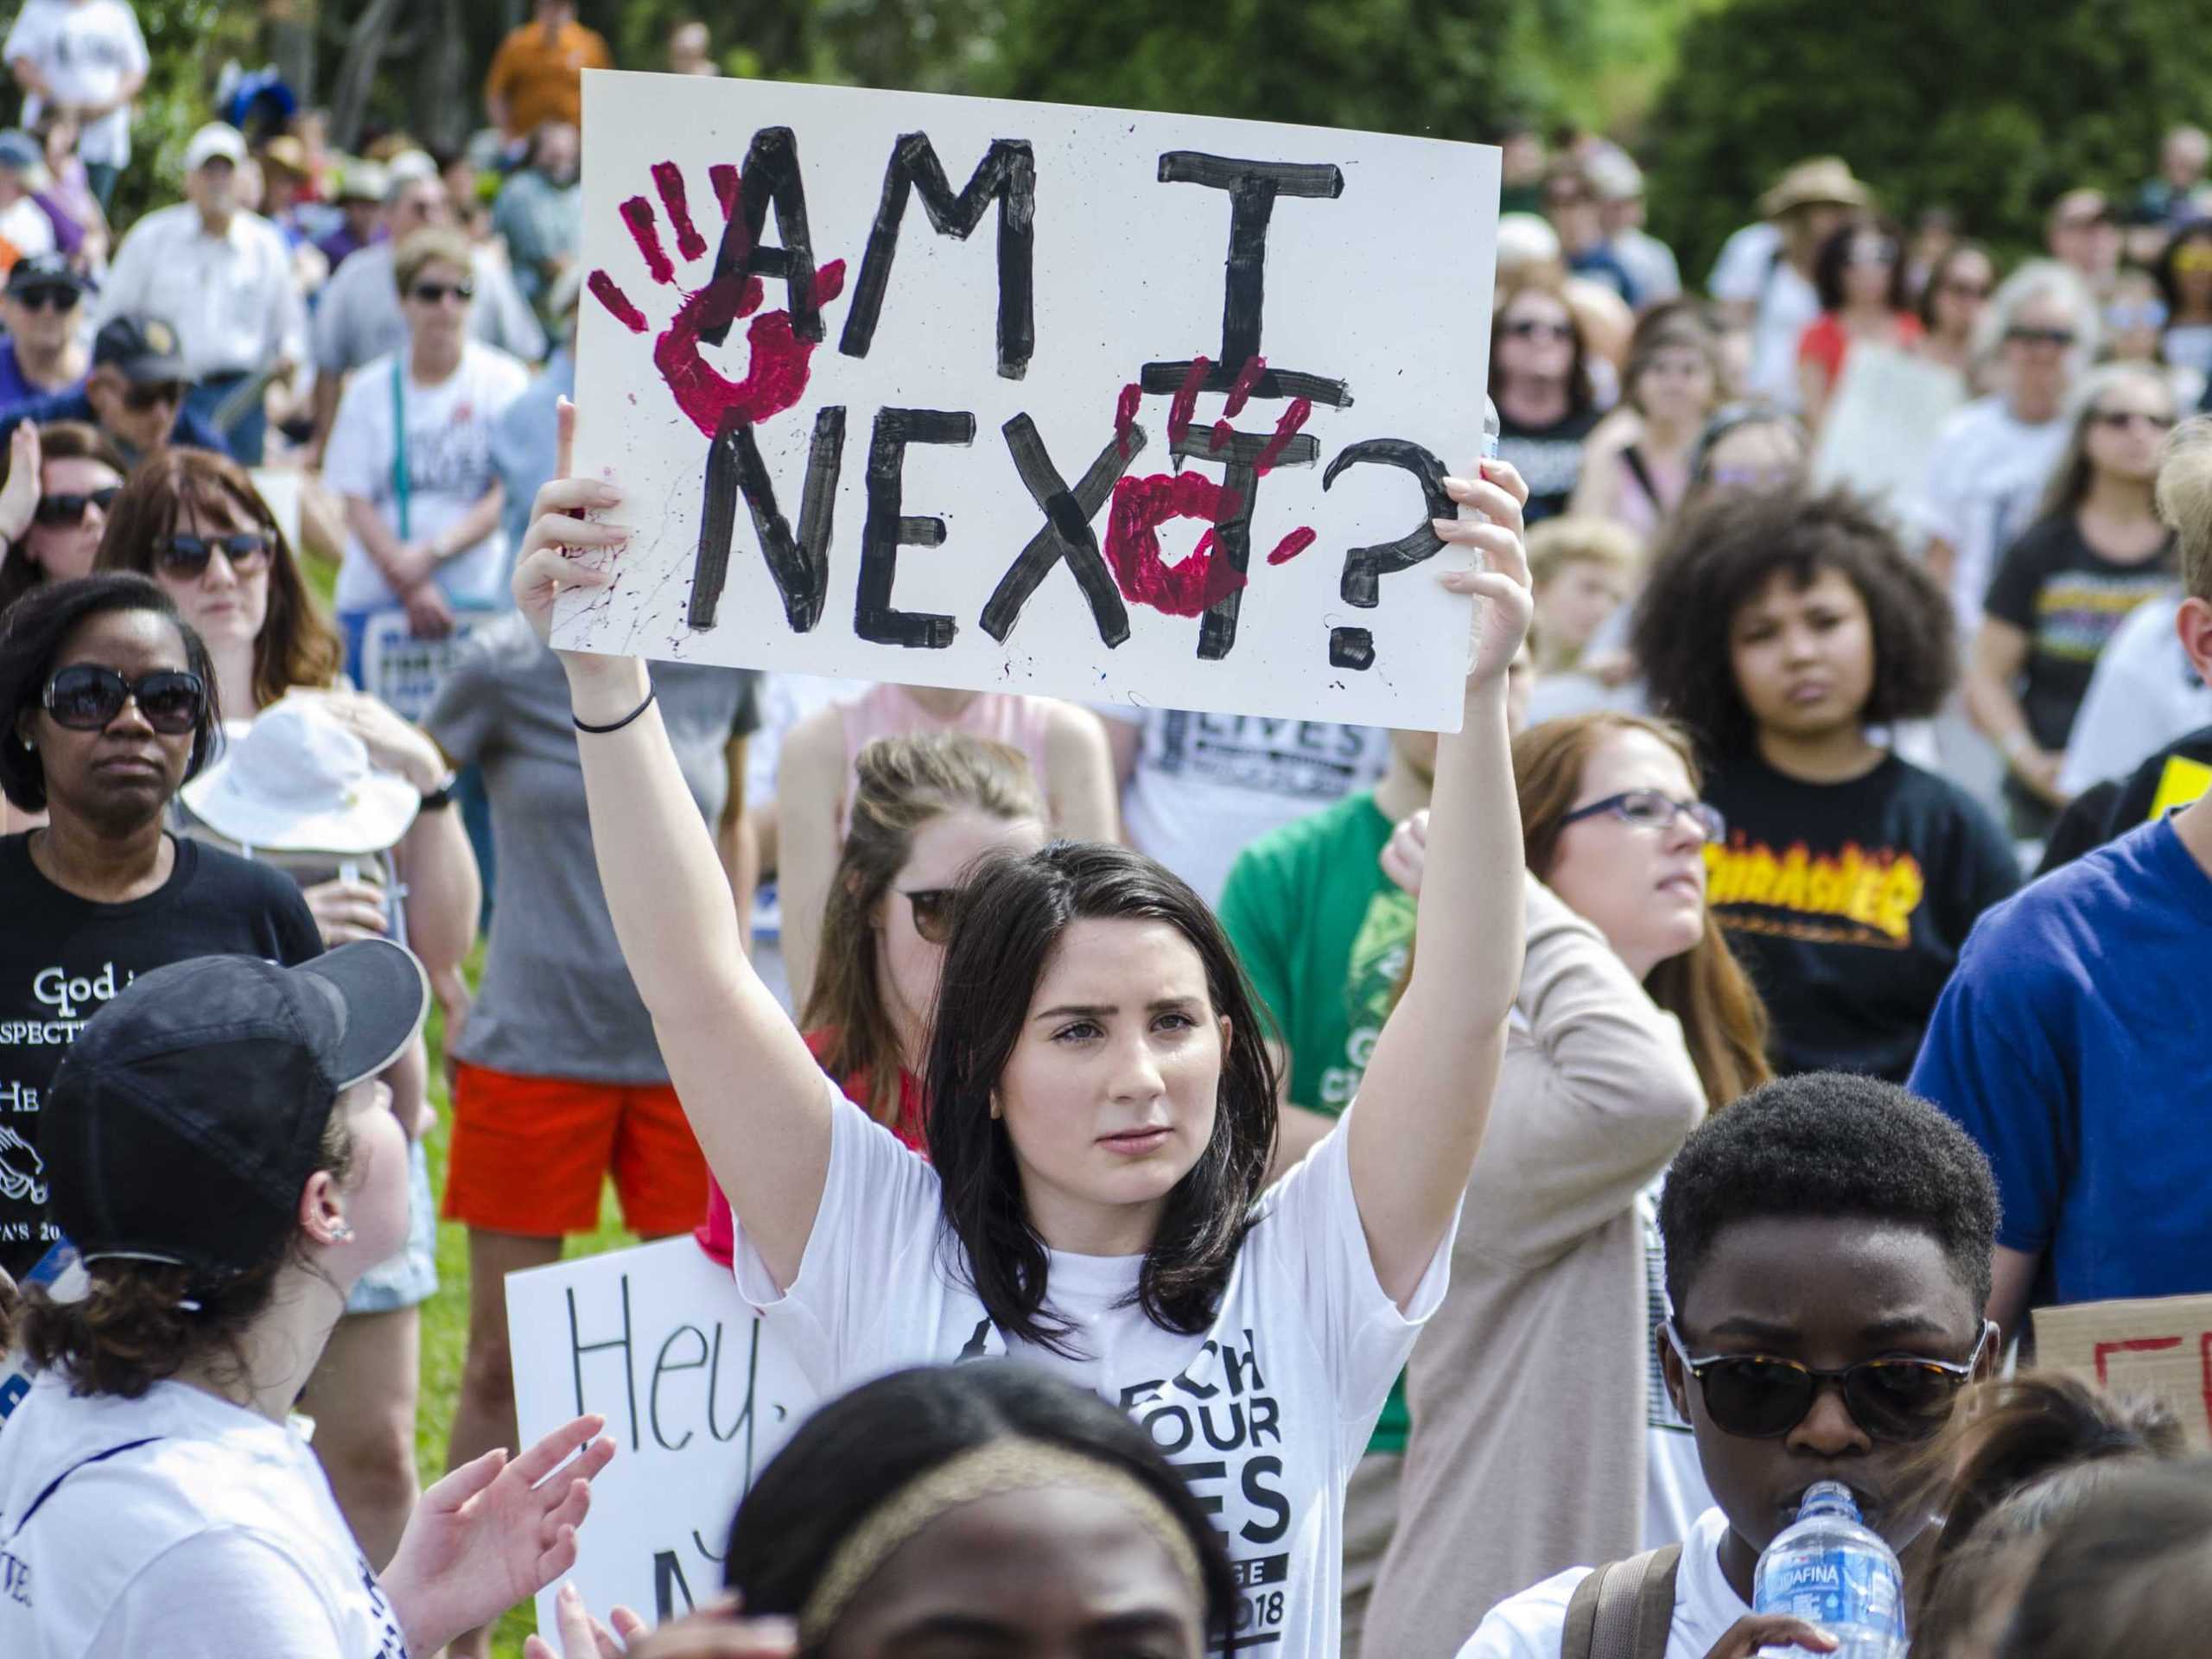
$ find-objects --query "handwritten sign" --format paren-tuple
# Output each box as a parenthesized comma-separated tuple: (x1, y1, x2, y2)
(1810, 342, 1967, 517)
(556, 72, 1498, 730)
(506, 1236, 817, 1637)
(2036, 1294, 2212, 1450)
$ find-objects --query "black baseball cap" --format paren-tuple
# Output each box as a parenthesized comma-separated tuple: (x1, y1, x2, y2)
(45, 941, 429, 1281)
(4, 252, 88, 300)
(91, 314, 188, 384)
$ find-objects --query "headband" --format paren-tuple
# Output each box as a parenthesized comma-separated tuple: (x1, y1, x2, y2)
(796, 1437, 1206, 1645)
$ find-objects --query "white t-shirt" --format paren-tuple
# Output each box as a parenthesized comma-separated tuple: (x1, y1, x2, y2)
(1637, 1183, 1713, 1550)
(1746, 264, 1820, 410)
(1707, 222, 1782, 306)
(326, 341, 531, 613)
(0, 1371, 409, 1658)
(2, 1, 149, 168)
(1107, 709, 1393, 906)
(1458, 1507, 1748, 1659)
(734, 1077, 1452, 1659)
(2058, 594, 2212, 797)
(1920, 397, 2070, 635)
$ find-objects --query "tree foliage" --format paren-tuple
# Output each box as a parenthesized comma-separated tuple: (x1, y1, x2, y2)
(1644, 0, 2212, 281)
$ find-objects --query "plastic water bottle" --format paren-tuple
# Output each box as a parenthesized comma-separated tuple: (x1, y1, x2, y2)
(1751, 1482, 1907, 1658)
(1482, 396, 1502, 461)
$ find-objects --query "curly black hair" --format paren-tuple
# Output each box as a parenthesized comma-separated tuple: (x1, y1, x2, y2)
(1658, 1071, 2000, 1314)
(1630, 485, 1956, 762)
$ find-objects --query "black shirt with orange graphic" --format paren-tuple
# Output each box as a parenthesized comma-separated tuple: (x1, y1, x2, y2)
(1701, 749, 2021, 1081)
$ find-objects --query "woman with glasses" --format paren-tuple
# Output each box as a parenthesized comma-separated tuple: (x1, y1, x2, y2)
(696, 732, 1046, 1266)
(0, 423, 123, 622)
(323, 225, 528, 682)
(0, 572, 323, 1286)
(92, 447, 480, 1573)
(1492, 270, 1603, 525)
(1632, 486, 2018, 1081)
(2154, 219, 2212, 380)
(1363, 712, 1770, 1656)
(1916, 241, 1998, 390)
(1966, 365, 2179, 838)
(1796, 219, 1923, 430)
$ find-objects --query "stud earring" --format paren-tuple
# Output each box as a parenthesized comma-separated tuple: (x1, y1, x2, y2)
(329, 1220, 354, 1243)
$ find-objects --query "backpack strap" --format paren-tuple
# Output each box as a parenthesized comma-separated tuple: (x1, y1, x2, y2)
(1560, 1544, 1683, 1659)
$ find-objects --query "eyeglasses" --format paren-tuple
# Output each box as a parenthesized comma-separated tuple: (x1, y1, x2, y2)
(1560, 789, 1725, 842)
(2004, 326, 2077, 349)
(10, 284, 79, 312)
(2107, 299, 2171, 332)
(410, 280, 474, 305)
(901, 887, 960, 944)
(2088, 408, 2177, 433)
(33, 486, 119, 526)
(156, 531, 273, 579)
(1663, 1320, 1993, 1442)
(1504, 318, 1576, 342)
(41, 664, 206, 734)
(122, 379, 186, 412)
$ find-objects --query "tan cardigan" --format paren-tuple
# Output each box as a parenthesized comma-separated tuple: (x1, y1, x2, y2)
(1363, 877, 1708, 1657)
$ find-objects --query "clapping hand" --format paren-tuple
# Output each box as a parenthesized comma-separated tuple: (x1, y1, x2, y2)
(523, 1586, 799, 1659)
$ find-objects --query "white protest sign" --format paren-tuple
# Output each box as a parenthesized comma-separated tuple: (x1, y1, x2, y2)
(1811, 343, 1967, 515)
(556, 72, 1498, 730)
(506, 1236, 817, 1635)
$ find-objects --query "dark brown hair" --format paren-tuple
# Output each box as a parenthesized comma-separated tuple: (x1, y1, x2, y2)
(1812, 216, 1911, 314)
(93, 448, 340, 710)
(1630, 485, 1956, 760)
(1514, 713, 1771, 1108)
(0, 1109, 353, 1399)
(1624, 305, 1724, 420)
(0, 421, 128, 613)
(1991, 1456, 2212, 1658)
(804, 733, 1043, 1123)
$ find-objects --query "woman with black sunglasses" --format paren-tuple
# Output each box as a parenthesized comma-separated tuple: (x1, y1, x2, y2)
(0, 572, 323, 1283)
(1492, 270, 1603, 526)
(0, 423, 124, 618)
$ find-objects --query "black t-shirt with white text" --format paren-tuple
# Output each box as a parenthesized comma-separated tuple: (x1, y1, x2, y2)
(1701, 750, 2021, 1082)
(0, 833, 323, 1277)
(1496, 405, 1600, 526)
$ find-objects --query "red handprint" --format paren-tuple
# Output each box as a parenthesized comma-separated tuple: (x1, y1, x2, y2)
(588, 160, 847, 439)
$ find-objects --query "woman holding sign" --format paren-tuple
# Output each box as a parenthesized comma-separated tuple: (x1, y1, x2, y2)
(512, 404, 1534, 1659)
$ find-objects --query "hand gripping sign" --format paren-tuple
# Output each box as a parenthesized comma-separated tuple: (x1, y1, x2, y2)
(556, 72, 1500, 731)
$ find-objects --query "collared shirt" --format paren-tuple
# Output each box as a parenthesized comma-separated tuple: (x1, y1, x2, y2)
(96, 202, 308, 381)
(483, 18, 610, 137)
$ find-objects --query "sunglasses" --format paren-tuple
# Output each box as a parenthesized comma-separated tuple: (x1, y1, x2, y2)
(2004, 326, 2076, 349)
(123, 379, 186, 411)
(11, 284, 79, 312)
(2106, 299, 2170, 332)
(41, 663, 206, 734)
(1561, 788, 1725, 842)
(157, 531, 273, 579)
(901, 887, 961, 945)
(410, 280, 474, 305)
(1505, 318, 1576, 342)
(1663, 1320, 1993, 1442)
(33, 485, 119, 526)
(2089, 408, 2177, 432)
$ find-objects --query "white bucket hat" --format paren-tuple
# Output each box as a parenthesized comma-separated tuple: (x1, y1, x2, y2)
(181, 699, 419, 855)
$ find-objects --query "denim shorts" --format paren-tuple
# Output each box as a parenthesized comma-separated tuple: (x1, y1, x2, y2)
(345, 1135, 438, 1314)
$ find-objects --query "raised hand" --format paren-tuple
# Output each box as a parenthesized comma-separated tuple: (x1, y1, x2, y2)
(511, 400, 632, 662)
(1433, 458, 1534, 691)
(522, 1586, 799, 1659)
(0, 421, 41, 550)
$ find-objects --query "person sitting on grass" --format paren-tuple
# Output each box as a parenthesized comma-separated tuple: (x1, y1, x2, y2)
(1457, 1071, 2000, 1659)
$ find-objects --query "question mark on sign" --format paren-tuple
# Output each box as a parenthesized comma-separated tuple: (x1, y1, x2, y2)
(1319, 439, 1456, 671)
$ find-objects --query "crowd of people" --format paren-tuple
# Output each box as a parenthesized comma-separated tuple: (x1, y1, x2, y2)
(1, 6, 2211, 1656)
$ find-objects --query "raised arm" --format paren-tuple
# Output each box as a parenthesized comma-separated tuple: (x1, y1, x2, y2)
(510, 404, 831, 1288)
(1042, 701, 1120, 840)
(772, 703, 849, 1011)
(1348, 458, 1534, 1306)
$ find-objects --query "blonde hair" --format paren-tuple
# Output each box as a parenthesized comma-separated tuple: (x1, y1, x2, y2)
(392, 226, 474, 297)
(2157, 416, 2212, 601)
(1528, 515, 1642, 588)
(2032, 362, 2179, 524)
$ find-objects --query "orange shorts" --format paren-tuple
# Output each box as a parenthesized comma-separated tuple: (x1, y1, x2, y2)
(444, 1061, 708, 1238)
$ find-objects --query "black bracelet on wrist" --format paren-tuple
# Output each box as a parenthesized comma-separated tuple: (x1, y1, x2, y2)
(573, 684, 657, 735)
(418, 777, 459, 811)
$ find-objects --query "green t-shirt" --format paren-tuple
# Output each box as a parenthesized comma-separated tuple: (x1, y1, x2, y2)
(1218, 790, 1419, 1453)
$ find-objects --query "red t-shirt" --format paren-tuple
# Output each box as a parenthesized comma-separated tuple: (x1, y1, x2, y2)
(692, 1027, 927, 1268)
(1797, 310, 1924, 383)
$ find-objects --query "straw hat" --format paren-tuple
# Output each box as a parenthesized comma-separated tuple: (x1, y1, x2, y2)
(1759, 157, 1872, 219)
(181, 699, 418, 855)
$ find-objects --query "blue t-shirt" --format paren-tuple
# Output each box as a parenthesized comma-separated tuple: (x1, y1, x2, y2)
(0, 338, 81, 422)
(1909, 815, 2212, 1305)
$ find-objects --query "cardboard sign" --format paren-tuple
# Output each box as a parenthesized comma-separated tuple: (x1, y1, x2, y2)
(506, 1236, 818, 1636)
(1810, 342, 1967, 516)
(555, 72, 1499, 730)
(2034, 1294, 2212, 1449)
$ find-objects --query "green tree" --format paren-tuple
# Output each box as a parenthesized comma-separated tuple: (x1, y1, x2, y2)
(1644, 0, 2212, 282)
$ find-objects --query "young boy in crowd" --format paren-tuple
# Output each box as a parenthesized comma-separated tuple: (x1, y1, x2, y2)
(1528, 514, 1640, 677)
(1458, 1071, 2000, 1658)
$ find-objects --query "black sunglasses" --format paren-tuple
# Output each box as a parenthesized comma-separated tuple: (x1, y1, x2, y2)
(2005, 326, 2076, 349)
(1663, 1320, 1993, 1442)
(123, 379, 186, 411)
(157, 531, 273, 579)
(901, 887, 960, 945)
(34, 485, 120, 526)
(410, 280, 475, 305)
(1561, 789, 1726, 842)
(1505, 318, 1576, 342)
(11, 284, 79, 312)
(41, 663, 206, 734)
